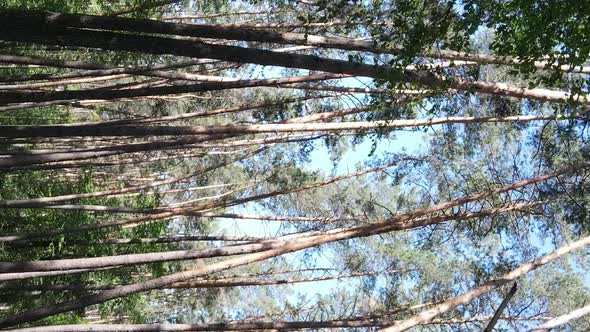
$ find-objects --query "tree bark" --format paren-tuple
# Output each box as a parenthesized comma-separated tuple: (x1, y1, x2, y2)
(0, 315, 554, 331)
(0, 164, 566, 327)
(5, 235, 265, 249)
(0, 270, 387, 292)
(528, 304, 590, 332)
(0, 159, 401, 241)
(0, 241, 279, 273)
(381, 236, 590, 332)
(0, 113, 580, 138)
(0, 55, 207, 82)
(0, 135, 227, 168)
(0, 67, 339, 105)
(0, 14, 585, 104)
(3, 10, 588, 75)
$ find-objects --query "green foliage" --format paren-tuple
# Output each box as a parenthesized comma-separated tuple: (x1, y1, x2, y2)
(0, 0, 187, 16)
(1, 0, 589, 329)
(0, 0, 91, 12)
(467, 0, 590, 68)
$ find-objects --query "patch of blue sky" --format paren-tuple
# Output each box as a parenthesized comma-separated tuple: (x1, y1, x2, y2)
(308, 130, 426, 175)
(193, 19, 589, 314)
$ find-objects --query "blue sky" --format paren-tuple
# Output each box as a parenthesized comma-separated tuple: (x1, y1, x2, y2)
(186, 13, 590, 318)
(210, 128, 427, 305)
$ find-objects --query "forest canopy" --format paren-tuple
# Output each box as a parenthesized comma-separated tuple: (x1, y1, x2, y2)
(0, 0, 589, 331)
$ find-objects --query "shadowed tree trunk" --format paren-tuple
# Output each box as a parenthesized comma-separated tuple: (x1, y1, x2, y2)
(0, 13, 586, 104)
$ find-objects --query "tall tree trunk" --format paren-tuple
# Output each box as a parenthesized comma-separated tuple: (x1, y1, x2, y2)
(0, 113, 579, 138)
(0, 16, 585, 104)
(0, 163, 571, 326)
(528, 304, 590, 332)
(0, 159, 403, 241)
(0, 312, 555, 330)
(0, 70, 339, 105)
(381, 236, 590, 332)
(0, 270, 389, 292)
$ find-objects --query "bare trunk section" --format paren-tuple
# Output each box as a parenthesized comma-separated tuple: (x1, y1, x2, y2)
(0, 68, 339, 105)
(5, 235, 266, 249)
(0, 14, 585, 104)
(0, 113, 579, 138)
(0, 159, 403, 242)
(0, 135, 227, 168)
(0, 270, 388, 292)
(0, 315, 554, 331)
(381, 235, 590, 332)
(0, 163, 576, 327)
(528, 304, 590, 332)
(0, 55, 210, 82)
(0, 151, 254, 207)
(7, 10, 588, 74)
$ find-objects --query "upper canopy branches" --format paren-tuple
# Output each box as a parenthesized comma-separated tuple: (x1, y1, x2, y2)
(1, 1, 589, 330)
(0, 10, 588, 105)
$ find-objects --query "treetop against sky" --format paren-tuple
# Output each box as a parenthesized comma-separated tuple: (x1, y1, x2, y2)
(0, 0, 588, 331)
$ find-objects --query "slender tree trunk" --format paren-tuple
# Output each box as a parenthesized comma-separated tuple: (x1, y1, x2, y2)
(107, 0, 183, 16)
(0, 180, 557, 326)
(5, 235, 265, 248)
(0, 113, 580, 138)
(0, 267, 122, 282)
(3, 10, 588, 75)
(0, 201, 539, 280)
(0, 134, 240, 168)
(0, 159, 402, 241)
(0, 15, 585, 104)
(0, 270, 389, 292)
(0, 56, 207, 82)
(381, 236, 590, 332)
(82, 95, 326, 126)
(0, 241, 276, 273)
(159, 9, 292, 20)
(528, 304, 590, 332)
(483, 282, 518, 332)
(0, 70, 339, 105)
(0, 315, 554, 331)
